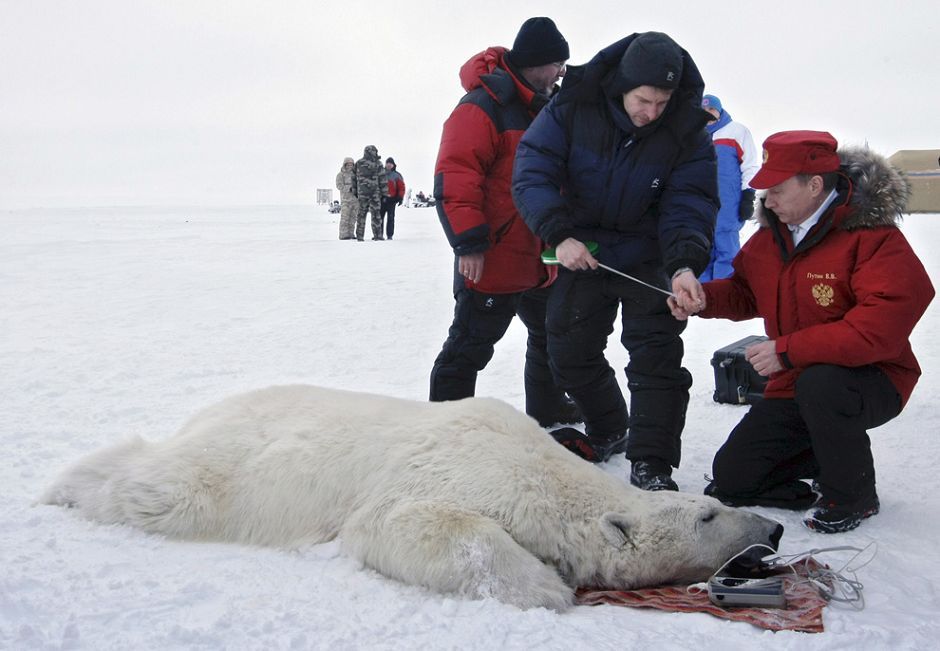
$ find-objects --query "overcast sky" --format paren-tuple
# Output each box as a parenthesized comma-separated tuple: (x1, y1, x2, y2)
(2, 0, 937, 209)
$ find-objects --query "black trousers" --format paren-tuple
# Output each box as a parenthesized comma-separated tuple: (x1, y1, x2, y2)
(545, 266, 691, 465)
(429, 273, 567, 423)
(712, 364, 902, 505)
(381, 198, 398, 239)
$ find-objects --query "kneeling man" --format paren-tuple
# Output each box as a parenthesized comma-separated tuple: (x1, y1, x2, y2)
(670, 130, 934, 533)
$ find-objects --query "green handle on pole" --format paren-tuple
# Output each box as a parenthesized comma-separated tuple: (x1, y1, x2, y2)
(541, 240, 676, 298)
(541, 241, 599, 265)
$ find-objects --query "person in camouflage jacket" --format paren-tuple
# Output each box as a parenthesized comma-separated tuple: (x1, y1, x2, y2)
(335, 157, 359, 240)
(355, 145, 389, 241)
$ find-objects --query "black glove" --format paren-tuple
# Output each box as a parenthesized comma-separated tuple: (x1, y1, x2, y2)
(738, 188, 756, 221)
(397, 197, 403, 206)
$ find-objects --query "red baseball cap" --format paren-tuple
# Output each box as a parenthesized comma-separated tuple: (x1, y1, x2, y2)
(749, 130, 841, 189)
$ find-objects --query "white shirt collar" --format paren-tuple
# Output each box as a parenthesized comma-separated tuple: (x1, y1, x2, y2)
(788, 189, 839, 246)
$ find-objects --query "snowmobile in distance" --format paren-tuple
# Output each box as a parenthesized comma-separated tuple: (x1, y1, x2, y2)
(410, 191, 436, 208)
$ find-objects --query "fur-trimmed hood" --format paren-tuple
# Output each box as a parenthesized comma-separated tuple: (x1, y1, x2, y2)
(756, 146, 911, 230)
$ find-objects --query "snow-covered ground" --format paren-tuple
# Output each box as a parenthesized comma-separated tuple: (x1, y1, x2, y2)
(2, 205, 938, 649)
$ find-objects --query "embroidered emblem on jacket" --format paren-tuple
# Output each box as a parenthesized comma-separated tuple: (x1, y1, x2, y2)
(812, 284, 834, 307)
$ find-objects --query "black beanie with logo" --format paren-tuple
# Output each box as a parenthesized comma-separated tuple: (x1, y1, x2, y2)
(614, 32, 683, 94)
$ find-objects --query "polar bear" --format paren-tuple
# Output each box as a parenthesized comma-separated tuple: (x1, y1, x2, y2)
(40, 385, 783, 611)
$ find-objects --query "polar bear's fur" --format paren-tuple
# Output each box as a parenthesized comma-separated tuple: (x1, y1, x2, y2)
(41, 385, 783, 610)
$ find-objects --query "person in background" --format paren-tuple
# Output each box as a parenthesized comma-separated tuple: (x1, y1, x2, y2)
(670, 130, 934, 533)
(430, 17, 580, 429)
(699, 94, 760, 280)
(355, 145, 388, 241)
(335, 157, 359, 240)
(382, 157, 406, 240)
(512, 31, 718, 486)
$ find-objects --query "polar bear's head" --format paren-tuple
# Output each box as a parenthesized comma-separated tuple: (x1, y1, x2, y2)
(569, 492, 783, 590)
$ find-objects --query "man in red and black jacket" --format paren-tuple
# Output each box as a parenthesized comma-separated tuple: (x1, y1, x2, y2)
(670, 131, 935, 533)
(381, 157, 406, 240)
(429, 17, 579, 428)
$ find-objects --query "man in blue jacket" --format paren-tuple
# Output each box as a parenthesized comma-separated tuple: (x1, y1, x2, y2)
(512, 32, 718, 491)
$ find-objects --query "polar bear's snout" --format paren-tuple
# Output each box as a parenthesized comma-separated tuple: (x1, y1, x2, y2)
(732, 521, 784, 573)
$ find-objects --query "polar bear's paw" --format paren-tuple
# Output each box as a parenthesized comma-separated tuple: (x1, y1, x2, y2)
(465, 541, 574, 611)
(342, 499, 573, 611)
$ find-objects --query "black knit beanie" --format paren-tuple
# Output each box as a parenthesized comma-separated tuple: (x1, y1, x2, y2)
(385, 157, 396, 166)
(615, 32, 683, 93)
(509, 17, 569, 68)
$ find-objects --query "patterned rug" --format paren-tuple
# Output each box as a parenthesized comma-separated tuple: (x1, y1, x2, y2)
(576, 558, 829, 633)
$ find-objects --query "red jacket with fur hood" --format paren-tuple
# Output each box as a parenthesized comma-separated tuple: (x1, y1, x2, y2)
(433, 47, 555, 293)
(699, 147, 934, 406)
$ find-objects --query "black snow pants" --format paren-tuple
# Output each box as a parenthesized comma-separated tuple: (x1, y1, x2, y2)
(429, 272, 568, 424)
(381, 197, 398, 239)
(711, 364, 901, 506)
(545, 266, 691, 465)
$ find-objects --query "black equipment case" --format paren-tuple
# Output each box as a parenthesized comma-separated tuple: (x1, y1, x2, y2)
(711, 335, 769, 405)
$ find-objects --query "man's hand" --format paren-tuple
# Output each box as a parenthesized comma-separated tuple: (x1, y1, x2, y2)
(738, 188, 756, 221)
(671, 270, 705, 314)
(745, 339, 783, 376)
(667, 295, 697, 321)
(458, 253, 485, 284)
(556, 238, 598, 271)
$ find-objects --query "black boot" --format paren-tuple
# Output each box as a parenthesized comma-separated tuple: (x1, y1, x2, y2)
(803, 492, 879, 533)
(630, 458, 678, 492)
(548, 428, 627, 463)
(533, 398, 583, 428)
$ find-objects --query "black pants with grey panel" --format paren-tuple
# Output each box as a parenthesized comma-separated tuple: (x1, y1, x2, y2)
(711, 364, 902, 506)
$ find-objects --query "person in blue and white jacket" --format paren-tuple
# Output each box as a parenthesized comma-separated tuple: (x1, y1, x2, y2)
(699, 93, 760, 281)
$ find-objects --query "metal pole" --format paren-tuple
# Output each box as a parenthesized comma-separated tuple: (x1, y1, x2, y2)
(596, 263, 676, 298)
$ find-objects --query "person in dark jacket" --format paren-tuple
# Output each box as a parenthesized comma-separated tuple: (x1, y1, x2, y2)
(512, 32, 719, 488)
(670, 131, 934, 533)
(429, 17, 581, 428)
(382, 157, 406, 240)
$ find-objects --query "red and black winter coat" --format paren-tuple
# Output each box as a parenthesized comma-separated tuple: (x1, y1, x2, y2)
(433, 47, 555, 294)
(385, 169, 406, 201)
(699, 147, 935, 406)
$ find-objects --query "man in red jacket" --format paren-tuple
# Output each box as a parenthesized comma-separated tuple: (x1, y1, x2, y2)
(671, 131, 934, 533)
(381, 157, 406, 240)
(429, 17, 580, 429)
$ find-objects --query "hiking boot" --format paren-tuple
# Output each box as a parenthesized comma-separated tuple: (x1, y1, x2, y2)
(802, 493, 880, 534)
(549, 428, 627, 463)
(534, 399, 583, 428)
(630, 458, 678, 492)
(372, 236, 385, 241)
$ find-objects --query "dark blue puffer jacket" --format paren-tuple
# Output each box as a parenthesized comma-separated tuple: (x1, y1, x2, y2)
(511, 34, 719, 276)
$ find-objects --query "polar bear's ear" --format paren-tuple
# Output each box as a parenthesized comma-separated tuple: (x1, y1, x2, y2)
(599, 512, 637, 550)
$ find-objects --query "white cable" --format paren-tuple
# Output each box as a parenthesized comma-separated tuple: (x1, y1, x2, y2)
(702, 543, 876, 610)
(766, 543, 876, 610)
